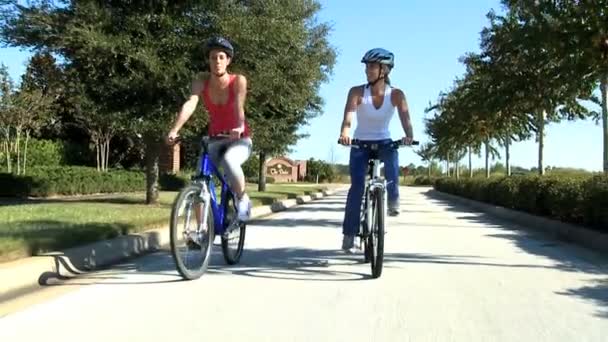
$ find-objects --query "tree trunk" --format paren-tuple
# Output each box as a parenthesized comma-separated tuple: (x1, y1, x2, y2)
(4, 137, 11, 173)
(145, 136, 161, 205)
(100, 138, 106, 172)
(446, 154, 450, 177)
(22, 131, 29, 175)
(428, 162, 431, 177)
(601, 75, 607, 174)
(538, 110, 545, 176)
(105, 138, 110, 171)
(95, 139, 100, 172)
(505, 135, 511, 176)
(455, 161, 460, 179)
(15, 129, 21, 175)
(468, 146, 473, 178)
(485, 141, 490, 178)
(257, 151, 267, 192)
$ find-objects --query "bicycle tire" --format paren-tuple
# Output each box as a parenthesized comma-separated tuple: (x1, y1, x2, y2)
(361, 189, 372, 263)
(221, 193, 246, 265)
(170, 184, 214, 280)
(370, 186, 385, 278)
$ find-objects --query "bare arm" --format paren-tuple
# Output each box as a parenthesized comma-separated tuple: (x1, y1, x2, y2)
(392, 88, 414, 140)
(339, 86, 361, 144)
(233, 75, 247, 131)
(168, 79, 203, 137)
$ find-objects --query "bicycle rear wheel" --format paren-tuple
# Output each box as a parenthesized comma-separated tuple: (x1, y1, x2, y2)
(221, 193, 246, 265)
(369, 187, 385, 278)
(170, 184, 214, 280)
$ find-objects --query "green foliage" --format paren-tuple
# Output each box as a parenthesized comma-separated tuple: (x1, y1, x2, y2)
(422, 0, 606, 175)
(0, 138, 94, 171)
(158, 172, 189, 191)
(242, 153, 260, 183)
(304, 158, 335, 183)
(0, 166, 145, 197)
(0, 138, 64, 169)
(24, 139, 64, 166)
(413, 176, 439, 186)
(0, 0, 338, 197)
(434, 174, 608, 232)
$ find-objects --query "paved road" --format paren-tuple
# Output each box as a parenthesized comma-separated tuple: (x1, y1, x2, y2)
(1, 187, 607, 341)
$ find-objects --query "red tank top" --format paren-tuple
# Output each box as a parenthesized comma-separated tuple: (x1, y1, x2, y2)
(202, 74, 251, 137)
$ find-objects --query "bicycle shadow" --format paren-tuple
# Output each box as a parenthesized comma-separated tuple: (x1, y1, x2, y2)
(206, 245, 371, 281)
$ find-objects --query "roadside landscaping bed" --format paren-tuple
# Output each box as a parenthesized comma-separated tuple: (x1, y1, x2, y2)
(433, 174, 608, 233)
(0, 183, 326, 263)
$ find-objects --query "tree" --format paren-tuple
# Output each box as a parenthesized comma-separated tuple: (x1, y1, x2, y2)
(415, 143, 437, 177)
(480, 6, 597, 175)
(305, 158, 334, 183)
(0, 63, 14, 172)
(503, 0, 608, 173)
(0, 63, 53, 174)
(214, 0, 336, 191)
(1, 0, 336, 201)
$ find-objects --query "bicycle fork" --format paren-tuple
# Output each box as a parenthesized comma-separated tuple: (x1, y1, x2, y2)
(185, 182, 212, 244)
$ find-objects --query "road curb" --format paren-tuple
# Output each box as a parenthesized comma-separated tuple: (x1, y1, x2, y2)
(0, 187, 343, 303)
(428, 189, 608, 255)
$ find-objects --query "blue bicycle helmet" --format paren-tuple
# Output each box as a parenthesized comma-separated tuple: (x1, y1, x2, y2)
(205, 36, 234, 58)
(361, 48, 394, 69)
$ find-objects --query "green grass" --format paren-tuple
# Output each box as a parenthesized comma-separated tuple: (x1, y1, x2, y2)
(0, 183, 325, 263)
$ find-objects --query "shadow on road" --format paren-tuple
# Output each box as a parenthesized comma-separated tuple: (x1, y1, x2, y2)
(34, 189, 608, 318)
(421, 188, 608, 319)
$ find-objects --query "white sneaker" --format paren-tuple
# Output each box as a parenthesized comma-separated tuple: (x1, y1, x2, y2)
(237, 193, 252, 221)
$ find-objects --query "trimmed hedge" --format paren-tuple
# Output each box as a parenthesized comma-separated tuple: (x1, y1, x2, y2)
(413, 176, 440, 186)
(0, 166, 145, 197)
(159, 172, 190, 191)
(434, 175, 608, 232)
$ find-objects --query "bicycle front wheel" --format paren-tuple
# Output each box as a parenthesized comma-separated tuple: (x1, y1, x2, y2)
(369, 187, 385, 278)
(170, 184, 214, 280)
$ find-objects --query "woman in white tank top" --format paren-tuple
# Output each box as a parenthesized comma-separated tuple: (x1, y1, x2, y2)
(337, 48, 415, 252)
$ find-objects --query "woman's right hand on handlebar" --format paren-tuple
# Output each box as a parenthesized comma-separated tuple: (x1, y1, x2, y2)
(166, 130, 179, 145)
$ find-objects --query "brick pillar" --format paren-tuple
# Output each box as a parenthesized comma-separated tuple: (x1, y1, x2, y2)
(160, 143, 180, 174)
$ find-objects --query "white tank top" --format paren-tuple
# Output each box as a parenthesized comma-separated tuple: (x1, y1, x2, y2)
(353, 84, 395, 140)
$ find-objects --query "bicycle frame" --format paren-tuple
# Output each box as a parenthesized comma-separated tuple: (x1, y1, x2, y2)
(195, 139, 235, 236)
(360, 156, 386, 234)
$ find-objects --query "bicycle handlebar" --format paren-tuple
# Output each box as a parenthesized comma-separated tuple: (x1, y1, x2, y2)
(166, 132, 238, 145)
(337, 139, 419, 149)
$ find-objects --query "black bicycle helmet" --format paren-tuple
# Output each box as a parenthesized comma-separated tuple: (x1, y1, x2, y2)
(205, 36, 234, 58)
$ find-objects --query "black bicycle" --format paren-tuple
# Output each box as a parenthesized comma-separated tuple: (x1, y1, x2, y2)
(341, 139, 418, 278)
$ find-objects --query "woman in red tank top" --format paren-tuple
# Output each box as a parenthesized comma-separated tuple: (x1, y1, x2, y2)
(202, 74, 251, 138)
(167, 37, 253, 221)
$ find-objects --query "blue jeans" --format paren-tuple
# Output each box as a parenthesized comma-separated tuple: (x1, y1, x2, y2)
(342, 139, 400, 236)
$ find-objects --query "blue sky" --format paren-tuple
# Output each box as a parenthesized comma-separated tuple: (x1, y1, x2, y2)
(0, 0, 603, 171)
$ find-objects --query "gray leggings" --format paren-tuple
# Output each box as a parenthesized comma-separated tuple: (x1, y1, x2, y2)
(204, 137, 252, 188)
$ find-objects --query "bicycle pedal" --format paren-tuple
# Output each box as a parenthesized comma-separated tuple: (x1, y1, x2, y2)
(186, 239, 202, 250)
(222, 221, 240, 237)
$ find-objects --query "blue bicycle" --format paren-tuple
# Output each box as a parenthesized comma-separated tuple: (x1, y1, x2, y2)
(169, 135, 247, 280)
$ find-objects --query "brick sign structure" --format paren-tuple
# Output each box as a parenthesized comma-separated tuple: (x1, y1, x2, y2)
(265, 157, 307, 183)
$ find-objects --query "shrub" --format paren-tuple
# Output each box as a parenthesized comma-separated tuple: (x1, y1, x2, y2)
(433, 174, 608, 233)
(0, 166, 145, 197)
